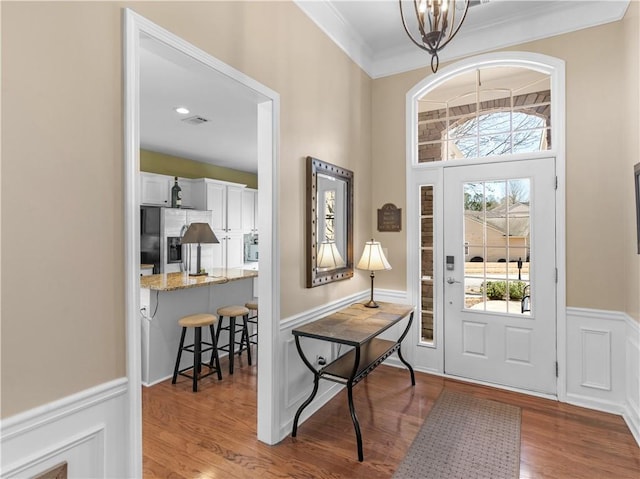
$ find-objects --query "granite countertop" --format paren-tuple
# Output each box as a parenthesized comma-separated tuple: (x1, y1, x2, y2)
(140, 268, 258, 291)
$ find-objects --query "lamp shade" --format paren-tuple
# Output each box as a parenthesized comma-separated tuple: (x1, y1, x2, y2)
(317, 241, 345, 269)
(181, 223, 219, 244)
(357, 239, 391, 272)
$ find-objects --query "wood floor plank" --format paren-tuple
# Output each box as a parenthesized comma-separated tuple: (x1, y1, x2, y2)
(143, 353, 639, 478)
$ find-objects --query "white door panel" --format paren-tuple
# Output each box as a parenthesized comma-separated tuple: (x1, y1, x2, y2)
(443, 158, 557, 394)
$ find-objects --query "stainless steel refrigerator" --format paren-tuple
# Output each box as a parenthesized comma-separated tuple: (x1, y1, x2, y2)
(140, 206, 214, 274)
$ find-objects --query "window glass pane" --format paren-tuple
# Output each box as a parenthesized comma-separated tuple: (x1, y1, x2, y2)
(419, 120, 447, 143)
(416, 67, 551, 162)
(420, 185, 435, 343)
(462, 178, 533, 316)
(478, 89, 511, 112)
(512, 111, 545, 131)
(478, 111, 511, 135)
(447, 113, 478, 139)
(477, 133, 512, 157)
(418, 142, 444, 163)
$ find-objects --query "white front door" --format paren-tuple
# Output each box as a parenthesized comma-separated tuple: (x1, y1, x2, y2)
(443, 158, 557, 394)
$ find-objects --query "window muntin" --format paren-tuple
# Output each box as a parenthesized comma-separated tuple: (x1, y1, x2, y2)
(416, 67, 551, 163)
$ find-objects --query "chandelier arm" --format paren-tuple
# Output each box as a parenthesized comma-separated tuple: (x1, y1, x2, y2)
(399, 0, 434, 53)
(412, 0, 430, 50)
(437, 0, 470, 50)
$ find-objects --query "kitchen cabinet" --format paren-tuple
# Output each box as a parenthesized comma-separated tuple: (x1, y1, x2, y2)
(140, 172, 194, 208)
(141, 172, 170, 206)
(210, 232, 244, 269)
(192, 179, 246, 269)
(242, 188, 258, 234)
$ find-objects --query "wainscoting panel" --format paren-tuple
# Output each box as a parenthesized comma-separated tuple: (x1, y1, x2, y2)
(0, 378, 129, 478)
(580, 328, 611, 390)
(566, 308, 628, 414)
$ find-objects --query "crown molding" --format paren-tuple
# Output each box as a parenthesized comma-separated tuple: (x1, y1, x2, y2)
(294, 0, 375, 76)
(295, 0, 630, 79)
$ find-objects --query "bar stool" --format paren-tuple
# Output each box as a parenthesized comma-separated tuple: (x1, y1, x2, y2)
(216, 305, 251, 375)
(171, 313, 222, 392)
(245, 301, 258, 346)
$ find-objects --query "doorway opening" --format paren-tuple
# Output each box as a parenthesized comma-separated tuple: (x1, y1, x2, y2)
(124, 9, 280, 476)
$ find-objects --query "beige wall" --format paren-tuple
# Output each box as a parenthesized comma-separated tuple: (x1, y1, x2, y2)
(1, 1, 371, 418)
(622, 2, 640, 322)
(140, 150, 259, 189)
(2, 0, 636, 420)
(372, 6, 640, 318)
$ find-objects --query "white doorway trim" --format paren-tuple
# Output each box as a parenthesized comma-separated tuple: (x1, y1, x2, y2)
(124, 9, 280, 477)
(404, 51, 566, 400)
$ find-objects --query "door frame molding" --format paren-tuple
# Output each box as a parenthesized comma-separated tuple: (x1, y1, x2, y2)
(124, 9, 281, 476)
(404, 51, 566, 399)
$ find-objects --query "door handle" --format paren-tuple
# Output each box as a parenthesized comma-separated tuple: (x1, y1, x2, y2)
(446, 277, 461, 284)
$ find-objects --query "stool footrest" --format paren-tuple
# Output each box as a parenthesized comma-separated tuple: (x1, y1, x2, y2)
(176, 363, 220, 382)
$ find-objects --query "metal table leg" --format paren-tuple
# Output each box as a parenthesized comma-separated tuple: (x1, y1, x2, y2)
(347, 346, 363, 461)
(292, 336, 320, 437)
(397, 312, 416, 386)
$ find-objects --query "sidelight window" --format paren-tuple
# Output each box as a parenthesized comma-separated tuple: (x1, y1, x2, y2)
(420, 185, 435, 342)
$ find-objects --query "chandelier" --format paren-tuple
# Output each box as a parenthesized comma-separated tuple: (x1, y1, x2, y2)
(399, 0, 470, 73)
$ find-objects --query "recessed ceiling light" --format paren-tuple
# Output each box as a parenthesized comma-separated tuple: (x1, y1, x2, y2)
(175, 107, 190, 115)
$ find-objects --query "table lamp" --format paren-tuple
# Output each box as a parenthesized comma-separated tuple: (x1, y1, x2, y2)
(317, 241, 346, 269)
(181, 222, 219, 276)
(357, 239, 391, 308)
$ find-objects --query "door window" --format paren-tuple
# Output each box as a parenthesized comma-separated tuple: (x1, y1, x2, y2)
(462, 179, 531, 316)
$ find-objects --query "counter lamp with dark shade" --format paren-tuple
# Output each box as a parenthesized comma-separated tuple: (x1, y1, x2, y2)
(181, 222, 218, 276)
(356, 239, 391, 308)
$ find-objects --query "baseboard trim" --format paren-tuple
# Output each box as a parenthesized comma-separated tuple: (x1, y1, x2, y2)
(623, 402, 640, 447)
(0, 377, 128, 441)
(564, 392, 627, 416)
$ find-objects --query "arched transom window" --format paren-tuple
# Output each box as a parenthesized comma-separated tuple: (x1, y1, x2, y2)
(417, 68, 551, 162)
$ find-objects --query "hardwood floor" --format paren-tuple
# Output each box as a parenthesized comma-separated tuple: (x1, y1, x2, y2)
(143, 353, 639, 478)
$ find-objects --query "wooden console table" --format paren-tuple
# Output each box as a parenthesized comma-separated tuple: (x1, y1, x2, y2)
(291, 302, 415, 461)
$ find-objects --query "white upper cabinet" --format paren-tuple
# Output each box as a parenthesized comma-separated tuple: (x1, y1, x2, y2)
(192, 179, 245, 233)
(242, 188, 258, 234)
(140, 172, 170, 206)
(226, 185, 244, 233)
(204, 181, 227, 230)
(140, 172, 194, 208)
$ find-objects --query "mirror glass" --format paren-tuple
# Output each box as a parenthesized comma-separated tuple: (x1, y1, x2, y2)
(306, 157, 353, 287)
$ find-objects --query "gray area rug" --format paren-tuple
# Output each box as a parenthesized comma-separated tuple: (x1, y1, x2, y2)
(392, 390, 521, 479)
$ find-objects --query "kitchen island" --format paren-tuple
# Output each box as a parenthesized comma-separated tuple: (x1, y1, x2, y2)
(140, 268, 258, 386)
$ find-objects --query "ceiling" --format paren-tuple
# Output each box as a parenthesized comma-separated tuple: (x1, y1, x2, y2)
(140, 35, 268, 174)
(140, 1, 629, 172)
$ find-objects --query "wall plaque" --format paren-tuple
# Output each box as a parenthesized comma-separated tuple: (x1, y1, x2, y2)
(377, 203, 402, 232)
